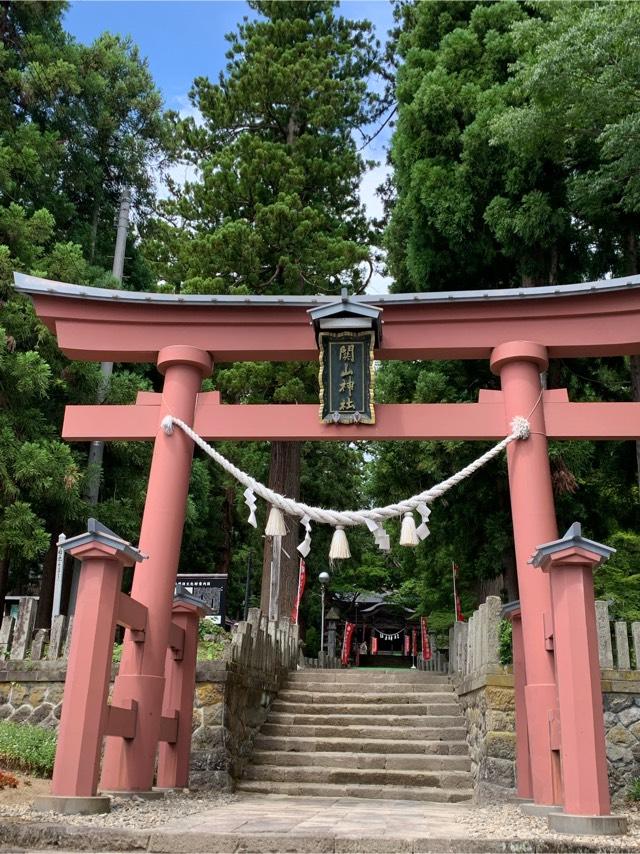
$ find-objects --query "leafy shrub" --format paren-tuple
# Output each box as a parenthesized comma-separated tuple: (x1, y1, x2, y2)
(627, 778, 640, 802)
(0, 721, 56, 777)
(499, 619, 513, 666)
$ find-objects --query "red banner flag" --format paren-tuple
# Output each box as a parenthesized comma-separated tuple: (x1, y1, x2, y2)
(412, 627, 418, 657)
(371, 635, 378, 655)
(404, 633, 410, 655)
(455, 592, 465, 623)
(290, 559, 306, 624)
(421, 616, 432, 661)
(341, 621, 355, 666)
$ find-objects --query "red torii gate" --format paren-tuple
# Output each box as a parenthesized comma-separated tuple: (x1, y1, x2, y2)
(17, 271, 640, 830)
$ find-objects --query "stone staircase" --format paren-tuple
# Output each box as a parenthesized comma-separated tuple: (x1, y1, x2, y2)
(238, 668, 474, 802)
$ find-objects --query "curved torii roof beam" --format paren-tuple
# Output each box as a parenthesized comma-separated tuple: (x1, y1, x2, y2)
(13, 271, 640, 443)
(14, 272, 640, 364)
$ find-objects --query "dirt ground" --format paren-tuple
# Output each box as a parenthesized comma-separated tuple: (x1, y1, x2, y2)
(0, 769, 49, 806)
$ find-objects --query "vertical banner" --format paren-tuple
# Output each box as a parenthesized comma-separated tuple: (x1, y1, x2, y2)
(421, 616, 432, 661)
(455, 592, 465, 623)
(371, 635, 378, 655)
(404, 633, 410, 655)
(412, 627, 418, 657)
(341, 621, 355, 666)
(290, 559, 307, 624)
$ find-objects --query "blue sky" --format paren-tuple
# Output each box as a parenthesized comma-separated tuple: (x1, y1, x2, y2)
(64, 1, 396, 292)
(64, 2, 395, 118)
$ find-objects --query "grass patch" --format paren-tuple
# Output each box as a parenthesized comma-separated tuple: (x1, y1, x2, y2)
(0, 721, 56, 777)
(627, 778, 640, 802)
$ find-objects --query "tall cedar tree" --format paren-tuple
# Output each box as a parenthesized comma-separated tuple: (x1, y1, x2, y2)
(145, 0, 382, 617)
(372, 0, 639, 624)
(0, 1, 171, 623)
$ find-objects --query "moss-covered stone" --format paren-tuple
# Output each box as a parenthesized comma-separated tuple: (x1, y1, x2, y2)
(484, 686, 515, 712)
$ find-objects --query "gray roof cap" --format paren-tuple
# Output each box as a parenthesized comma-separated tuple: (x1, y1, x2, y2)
(58, 518, 146, 563)
(501, 600, 521, 619)
(14, 271, 640, 308)
(530, 522, 615, 568)
(174, 584, 215, 615)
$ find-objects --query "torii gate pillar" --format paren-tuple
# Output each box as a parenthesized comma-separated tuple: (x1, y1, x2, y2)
(491, 342, 562, 806)
(101, 346, 212, 792)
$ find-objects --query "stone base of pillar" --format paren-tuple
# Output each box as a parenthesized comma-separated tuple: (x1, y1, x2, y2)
(548, 813, 629, 835)
(33, 795, 111, 815)
(102, 789, 165, 800)
(521, 803, 563, 818)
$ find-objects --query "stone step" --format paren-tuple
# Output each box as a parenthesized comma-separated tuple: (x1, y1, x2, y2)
(282, 682, 455, 696)
(277, 689, 456, 703)
(267, 712, 465, 728)
(288, 670, 449, 684)
(260, 722, 468, 741)
(254, 734, 470, 755)
(271, 700, 462, 716)
(251, 750, 472, 772)
(236, 779, 473, 803)
(243, 763, 472, 790)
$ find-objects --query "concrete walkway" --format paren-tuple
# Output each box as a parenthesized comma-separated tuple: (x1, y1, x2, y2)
(153, 793, 473, 848)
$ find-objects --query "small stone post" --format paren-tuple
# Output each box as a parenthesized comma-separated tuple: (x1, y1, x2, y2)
(12, 597, 37, 659)
(595, 601, 613, 668)
(531, 523, 627, 835)
(614, 622, 631, 670)
(0, 616, 15, 658)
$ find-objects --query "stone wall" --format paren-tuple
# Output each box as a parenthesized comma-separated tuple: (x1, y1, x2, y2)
(190, 660, 281, 790)
(456, 669, 640, 804)
(0, 659, 283, 791)
(0, 608, 298, 792)
(455, 670, 516, 804)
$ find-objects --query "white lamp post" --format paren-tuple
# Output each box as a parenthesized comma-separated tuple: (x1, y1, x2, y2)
(319, 571, 330, 653)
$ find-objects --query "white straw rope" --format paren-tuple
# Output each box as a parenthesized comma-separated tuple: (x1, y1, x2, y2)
(161, 414, 530, 529)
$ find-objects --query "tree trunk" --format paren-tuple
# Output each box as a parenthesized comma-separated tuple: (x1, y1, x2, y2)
(624, 226, 640, 495)
(219, 486, 234, 578)
(35, 531, 58, 629)
(260, 441, 301, 619)
(89, 194, 101, 263)
(0, 551, 8, 620)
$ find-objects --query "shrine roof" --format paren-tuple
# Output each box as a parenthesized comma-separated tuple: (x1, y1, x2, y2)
(13, 271, 640, 306)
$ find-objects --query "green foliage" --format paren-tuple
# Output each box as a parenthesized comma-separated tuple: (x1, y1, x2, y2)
(627, 778, 640, 803)
(0, 1, 170, 617)
(499, 619, 513, 667)
(0, 721, 56, 777)
(304, 625, 320, 659)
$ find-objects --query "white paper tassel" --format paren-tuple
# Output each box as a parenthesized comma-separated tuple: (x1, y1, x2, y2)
(416, 502, 431, 540)
(297, 514, 312, 557)
(329, 525, 351, 560)
(373, 525, 390, 552)
(244, 487, 258, 528)
(400, 511, 419, 547)
(265, 505, 287, 536)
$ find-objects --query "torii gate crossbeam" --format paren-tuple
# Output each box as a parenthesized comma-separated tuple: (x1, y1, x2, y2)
(15, 271, 640, 825)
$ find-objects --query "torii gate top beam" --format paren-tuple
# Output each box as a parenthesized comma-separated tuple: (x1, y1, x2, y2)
(14, 272, 640, 363)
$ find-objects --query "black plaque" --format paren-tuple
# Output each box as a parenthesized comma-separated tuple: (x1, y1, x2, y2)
(319, 331, 375, 424)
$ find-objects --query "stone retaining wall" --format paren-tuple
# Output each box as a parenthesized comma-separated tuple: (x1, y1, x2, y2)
(455, 668, 640, 804)
(0, 659, 282, 791)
